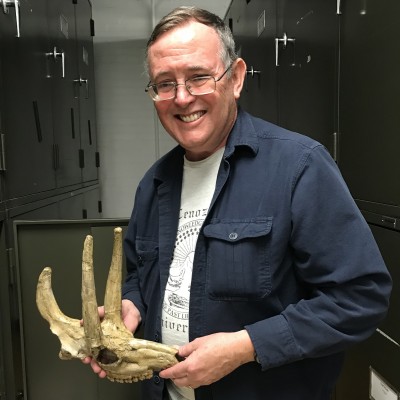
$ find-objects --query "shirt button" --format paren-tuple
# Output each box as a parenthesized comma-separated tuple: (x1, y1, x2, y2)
(229, 232, 238, 240)
(154, 333, 159, 342)
(153, 375, 161, 384)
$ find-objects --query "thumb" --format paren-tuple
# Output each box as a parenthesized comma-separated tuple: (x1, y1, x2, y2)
(178, 340, 196, 358)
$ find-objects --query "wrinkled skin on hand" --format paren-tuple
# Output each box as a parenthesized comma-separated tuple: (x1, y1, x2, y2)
(36, 228, 179, 383)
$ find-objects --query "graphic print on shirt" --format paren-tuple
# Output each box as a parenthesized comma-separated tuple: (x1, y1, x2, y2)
(162, 211, 206, 343)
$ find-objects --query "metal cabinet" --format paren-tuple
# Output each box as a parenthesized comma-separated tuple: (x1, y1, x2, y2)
(75, 0, 99, 184)
(0, 0, 99, 201)
(0, 0, 56, 199)
(228, 0, 278, 124)
(335, 222, 400, 399)
(226, 0, 339, 155)
(47, 0, 82, 189)
(338, 0, 400, 206)
(0, 1, 102, 397)
(276, 0, 339, 154)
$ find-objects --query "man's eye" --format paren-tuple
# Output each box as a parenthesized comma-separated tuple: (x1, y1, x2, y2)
(156, 82, 174, 92)
(189, 76, 211, 86)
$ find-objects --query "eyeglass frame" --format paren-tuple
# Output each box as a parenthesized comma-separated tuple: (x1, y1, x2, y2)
(144, 62, 234, 102)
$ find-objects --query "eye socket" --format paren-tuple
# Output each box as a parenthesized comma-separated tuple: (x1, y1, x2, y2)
(97, 348, 119, 364)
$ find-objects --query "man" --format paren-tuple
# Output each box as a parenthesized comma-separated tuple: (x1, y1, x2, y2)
(87, 6, 391, 400)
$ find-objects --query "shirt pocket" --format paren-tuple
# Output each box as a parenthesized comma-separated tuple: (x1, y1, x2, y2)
(135, 239, 159, 302)
(203, 218, 273, 301)
(135, 239, 159, 272)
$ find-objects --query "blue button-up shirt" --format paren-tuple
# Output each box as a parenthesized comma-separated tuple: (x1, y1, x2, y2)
(123, 108, 391, 400)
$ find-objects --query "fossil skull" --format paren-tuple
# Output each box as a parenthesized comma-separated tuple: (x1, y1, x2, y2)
(36, 227, 179, 383)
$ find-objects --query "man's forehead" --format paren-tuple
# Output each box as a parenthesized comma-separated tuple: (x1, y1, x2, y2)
(153, 21, 217, 46)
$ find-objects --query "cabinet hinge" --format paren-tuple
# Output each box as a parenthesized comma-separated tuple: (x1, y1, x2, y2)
(82, 209, 87, 219)
(0, 133, 6, 171)
(98, 200, 102, 213)
(95, 151, 100, 168)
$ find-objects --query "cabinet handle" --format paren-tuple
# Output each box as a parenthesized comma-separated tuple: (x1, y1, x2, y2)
(246, 66, 261, 77)
(337, 0, 342, 15)
(46, 47, 65, 78)
(275, 32, 295, 66)
(0, 133, 6, 171)
(74, 77, 89, 99)
(333, 132, 338, 162)
(1, 0, 20, 37)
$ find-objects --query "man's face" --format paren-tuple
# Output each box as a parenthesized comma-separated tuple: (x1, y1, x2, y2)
(147, 21, 245, 161)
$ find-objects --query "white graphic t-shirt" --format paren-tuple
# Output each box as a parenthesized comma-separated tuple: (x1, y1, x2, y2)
(162, 147, 224, 400)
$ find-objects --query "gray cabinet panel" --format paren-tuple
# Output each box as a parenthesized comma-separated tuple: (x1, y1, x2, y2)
(339, 0, 400, 205)
(230, 0, 278, 124)
(1, 0, 56, 199)
(277, 0, 338, 153)
(75, 0, 99, 183)
(226, 0, 338, 154)
(47, 0, 82, 188)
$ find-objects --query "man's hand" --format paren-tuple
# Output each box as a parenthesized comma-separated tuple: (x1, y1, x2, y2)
(82, 299, 142, 378)
(159, 330, 255, 389)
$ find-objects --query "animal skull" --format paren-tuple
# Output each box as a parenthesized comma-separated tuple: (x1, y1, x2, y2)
(36, 227, 179, 383)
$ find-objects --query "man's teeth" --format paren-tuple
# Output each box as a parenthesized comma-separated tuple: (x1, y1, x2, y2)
(179, 111, 204, 122)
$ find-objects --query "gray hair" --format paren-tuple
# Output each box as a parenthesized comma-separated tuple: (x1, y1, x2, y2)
(144, 6, 238, 76)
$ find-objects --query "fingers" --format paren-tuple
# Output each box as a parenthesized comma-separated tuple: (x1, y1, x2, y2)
(160, 364, 197, 389)
(121, 299, 142, 332)
(81, 356, 107, 379)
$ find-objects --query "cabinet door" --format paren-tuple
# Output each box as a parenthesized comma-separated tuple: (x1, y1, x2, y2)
(0, 0, 56, 199)
(338, 0, 400, 206)
(277, 0, 339, 154)
(335, 224, 400, 400)
(83, 186, 102, 219)
(228, 0, 278, 124)
(47, 0, 82, 188)
(75, 0, 98, 183)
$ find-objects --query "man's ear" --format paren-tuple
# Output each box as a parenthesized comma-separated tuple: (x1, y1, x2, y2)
(232, 58, 247, 99)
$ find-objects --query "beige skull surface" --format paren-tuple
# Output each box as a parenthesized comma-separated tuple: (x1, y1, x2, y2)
(36, 227, 179, 383)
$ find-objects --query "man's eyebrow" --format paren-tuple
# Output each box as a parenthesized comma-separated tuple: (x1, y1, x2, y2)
(152, 66, 211, 81)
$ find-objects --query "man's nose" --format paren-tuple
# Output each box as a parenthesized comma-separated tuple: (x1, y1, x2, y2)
(174, 83, 195, 103)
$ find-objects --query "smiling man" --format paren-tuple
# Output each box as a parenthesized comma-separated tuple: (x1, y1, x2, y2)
(145, 17, 245, 161)
(85, 6, 391, 400)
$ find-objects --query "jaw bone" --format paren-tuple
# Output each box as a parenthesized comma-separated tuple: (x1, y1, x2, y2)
(36, 227, 179, 383)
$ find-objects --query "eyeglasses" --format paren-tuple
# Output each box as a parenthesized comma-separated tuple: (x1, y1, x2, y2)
(145, 63, 233, 102)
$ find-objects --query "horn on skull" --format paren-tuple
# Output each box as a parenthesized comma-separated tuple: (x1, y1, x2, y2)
(103, 227, 127, 330)
(36, 267, 81, 329)
(81, 234, 103, 350)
